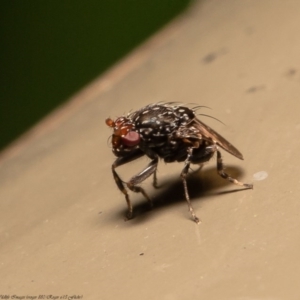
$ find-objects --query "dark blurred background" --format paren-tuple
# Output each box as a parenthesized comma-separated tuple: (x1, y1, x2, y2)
(0, 0, 191, 151)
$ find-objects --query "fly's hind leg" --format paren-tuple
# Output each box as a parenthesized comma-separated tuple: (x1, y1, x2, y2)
(216, 150, 253, 189)
(180, 144, 252, 224)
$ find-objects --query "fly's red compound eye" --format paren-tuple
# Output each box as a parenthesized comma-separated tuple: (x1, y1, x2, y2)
(122, 131, 140, 147)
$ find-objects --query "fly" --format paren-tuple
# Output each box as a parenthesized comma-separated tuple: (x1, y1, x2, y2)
(105, 103, 253, 223)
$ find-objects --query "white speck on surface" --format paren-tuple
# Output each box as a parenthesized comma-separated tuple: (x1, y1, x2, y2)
(253, 171, 268, 181)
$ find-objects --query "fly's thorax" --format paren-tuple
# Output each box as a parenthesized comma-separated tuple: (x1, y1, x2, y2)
(129, 104, 196, 147)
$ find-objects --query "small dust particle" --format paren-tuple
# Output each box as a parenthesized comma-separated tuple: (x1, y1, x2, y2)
(253, 171, 268, 181)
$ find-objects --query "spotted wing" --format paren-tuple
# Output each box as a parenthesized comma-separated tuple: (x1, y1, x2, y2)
(191, 118, 244, 160)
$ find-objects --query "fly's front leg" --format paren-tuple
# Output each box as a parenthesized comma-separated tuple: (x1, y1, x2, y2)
(112, 166, 133, 220)
(112, 149, 159, 220)
(216, 150, 253, 189)
(127, 152, 159, 209)
(112, 149, 145, 220)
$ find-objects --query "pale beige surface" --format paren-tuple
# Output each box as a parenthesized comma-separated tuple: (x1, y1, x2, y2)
(1, 1, 300, 299)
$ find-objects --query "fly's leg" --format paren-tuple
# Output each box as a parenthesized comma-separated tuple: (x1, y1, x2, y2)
(112, 149, 144, 220)
(112, 166, 133, 220)
(181, 144, 217, 224)
(126, 156, 158, 210)
(216, 150, 253, 189)
(152, 170, 159, 188)
(181, 159, 200, 224)
(190, 145, 253, 189)
(112, 149, 159, 220)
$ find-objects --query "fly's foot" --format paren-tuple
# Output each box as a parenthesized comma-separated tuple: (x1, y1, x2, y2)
(244, 183, 253, 189)
(193, 215, 201, 224)
(125, 210, 133, 221)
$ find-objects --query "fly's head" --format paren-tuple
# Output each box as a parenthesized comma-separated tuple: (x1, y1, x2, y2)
(105, 116, 141, 157)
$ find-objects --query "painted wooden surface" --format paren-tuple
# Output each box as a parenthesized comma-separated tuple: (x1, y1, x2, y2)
(1, 1, 300, 299)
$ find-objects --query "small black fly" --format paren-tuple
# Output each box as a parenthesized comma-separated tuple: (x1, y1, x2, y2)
(106, 103, 252, 223)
